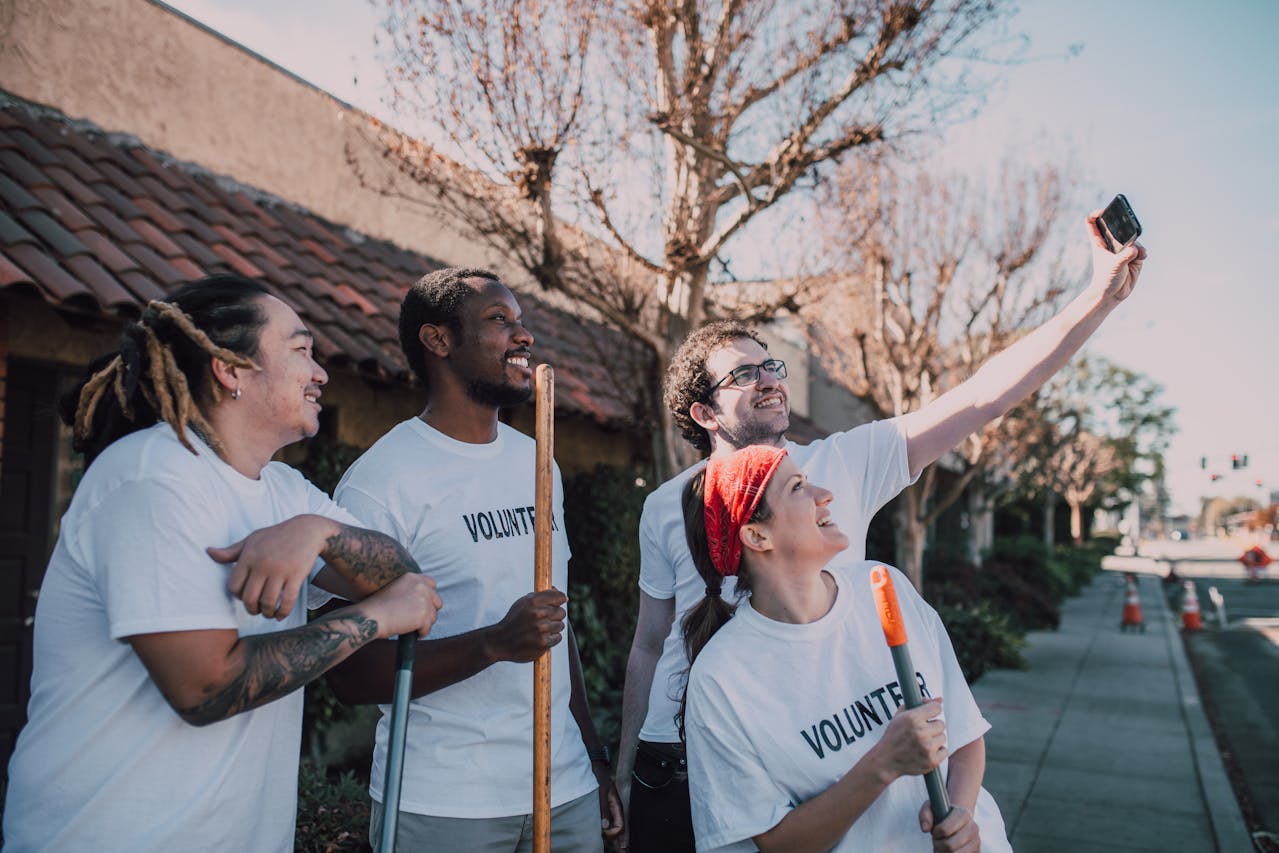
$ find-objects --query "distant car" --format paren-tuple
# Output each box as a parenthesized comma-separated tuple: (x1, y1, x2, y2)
(1171, 529, 1189, 541)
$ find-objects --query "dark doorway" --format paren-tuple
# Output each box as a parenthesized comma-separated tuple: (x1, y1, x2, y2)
(0, 360, 75, 785)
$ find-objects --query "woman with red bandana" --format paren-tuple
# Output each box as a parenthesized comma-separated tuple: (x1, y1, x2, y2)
(678, 446, 1011, 853)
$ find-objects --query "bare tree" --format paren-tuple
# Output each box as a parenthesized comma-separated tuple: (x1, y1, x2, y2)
(806, 157, 1072, 587)
(361, 0, 1017, 474)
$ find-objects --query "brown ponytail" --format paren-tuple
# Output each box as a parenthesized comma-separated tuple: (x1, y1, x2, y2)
(677, 468, 771, 737)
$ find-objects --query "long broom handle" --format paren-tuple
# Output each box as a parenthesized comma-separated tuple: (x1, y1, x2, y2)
(533, 364, 555, 853)
(379, 631, 418, 853)
(869, 566, 952, 824)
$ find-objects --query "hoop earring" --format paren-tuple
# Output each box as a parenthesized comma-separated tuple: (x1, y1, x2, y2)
(231, 387, 241, 401)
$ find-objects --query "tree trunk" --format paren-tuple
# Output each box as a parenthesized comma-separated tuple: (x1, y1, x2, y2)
(967, 486, 994, 566)
(1042, 490, 1056, 550)
(1069, 500, 1084, 545)
(893, 484, 928, 590)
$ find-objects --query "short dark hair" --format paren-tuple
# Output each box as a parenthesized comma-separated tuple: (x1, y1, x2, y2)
(664, 320, 768, 453)
(398, 267, 501, 388)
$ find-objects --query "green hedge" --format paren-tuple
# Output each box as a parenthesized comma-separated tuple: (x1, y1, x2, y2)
(562, 464, 654, 760)
(934, 603, 1027, 682)
(294, 762, 370, 852)
(925, 536, 1104, 682)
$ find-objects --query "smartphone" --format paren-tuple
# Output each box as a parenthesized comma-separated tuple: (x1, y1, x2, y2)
(1098, 193, 1142, 253)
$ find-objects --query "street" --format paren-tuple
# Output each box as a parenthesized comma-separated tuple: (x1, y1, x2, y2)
(1106, 537, 1279, 848)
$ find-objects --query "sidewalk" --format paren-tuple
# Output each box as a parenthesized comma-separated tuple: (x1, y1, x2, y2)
(972, 571, 1251, 852)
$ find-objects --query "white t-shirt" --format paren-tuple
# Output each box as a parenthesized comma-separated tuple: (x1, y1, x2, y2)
(685, 561, 1011, 853)
(637, 419, 912, 741)
(335, 418, 596, 819)
(3, 423, 355, 853)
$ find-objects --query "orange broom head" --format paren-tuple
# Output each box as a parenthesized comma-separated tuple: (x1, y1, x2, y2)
(870, 566, 908, 648)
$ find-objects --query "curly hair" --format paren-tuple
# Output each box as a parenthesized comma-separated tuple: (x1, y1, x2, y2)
(398, 267, 501, 389)
(663, 320, 768, 453)
(60, 274, 268, 467)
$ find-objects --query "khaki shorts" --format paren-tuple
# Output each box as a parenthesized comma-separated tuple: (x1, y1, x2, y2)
(369, 789, 604, 853)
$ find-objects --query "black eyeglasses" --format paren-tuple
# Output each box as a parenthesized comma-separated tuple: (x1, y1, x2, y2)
(706, 359, 787, 396)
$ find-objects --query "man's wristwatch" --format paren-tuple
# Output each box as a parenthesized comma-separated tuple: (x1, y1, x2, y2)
(587, 746, 610, 765)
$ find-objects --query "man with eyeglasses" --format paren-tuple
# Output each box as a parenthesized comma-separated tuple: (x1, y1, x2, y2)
(615, 213, 1147, 851)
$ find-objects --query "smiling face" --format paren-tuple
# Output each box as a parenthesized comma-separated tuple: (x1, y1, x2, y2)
(699, 337, 791, 452)
(749, 456, 848, 567)
(237, 295, 328, 447)
(450, 278, 535, 408)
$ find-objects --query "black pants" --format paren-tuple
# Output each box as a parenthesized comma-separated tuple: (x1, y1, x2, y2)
(628, 740, 695, 853)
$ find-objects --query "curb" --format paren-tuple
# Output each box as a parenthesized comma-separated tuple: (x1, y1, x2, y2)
(1151, 576, 1253, 852)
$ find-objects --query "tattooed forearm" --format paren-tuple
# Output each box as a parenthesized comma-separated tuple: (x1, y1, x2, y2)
(323, 525, 420, 594)
(178, 610, 379, 726)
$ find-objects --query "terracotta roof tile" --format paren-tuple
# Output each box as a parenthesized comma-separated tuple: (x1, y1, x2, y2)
(134, 196, 186, 232)
(92, 182, 147, 221)
(301, 237, 339, 266)
(208, 242, 264, 278)
(32, 186, 94, 231)
(0, 249, 32, 286)
(0, 173, 42, 211)
(64, 254, 136, 307)
(136, 173, 193, 213)
(0, 93, 646, 428)
(96, 160, 147, 201)
(0, 148, 52, 189)
(129, 218, 185, 258)
(118, 269, 167, 303)
(78, 229, 141, 274)
(5, 243, 91, 301)
(0, 210, 36, 245)
(18, 209, 88, 257)
(129, 244, 187, 286)
(169, 256, 206, 280)
(170, 230, 226, 268)
(84, 204, 144, 244)
(129, 148, 188, 192)
(42, 165, 102, 206)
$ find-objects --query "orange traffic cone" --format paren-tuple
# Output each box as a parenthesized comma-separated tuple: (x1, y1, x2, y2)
(1120, 575, 1145, 632)
(1181, 580, 1202, 631)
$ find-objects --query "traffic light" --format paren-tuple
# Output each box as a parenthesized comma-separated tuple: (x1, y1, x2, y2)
(1200, 456, 1207, 469)
(1210, 473, 1221, 482)
(1232, 454, 1240, 470)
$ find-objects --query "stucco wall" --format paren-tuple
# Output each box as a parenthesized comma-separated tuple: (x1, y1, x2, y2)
(0, 0, 502, 274)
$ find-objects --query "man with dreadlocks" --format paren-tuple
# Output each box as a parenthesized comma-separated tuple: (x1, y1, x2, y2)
(3, 274, 442, 852)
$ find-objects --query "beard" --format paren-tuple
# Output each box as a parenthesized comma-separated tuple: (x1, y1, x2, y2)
(714, 410, 789, 449)
(465, 376, 532, 409)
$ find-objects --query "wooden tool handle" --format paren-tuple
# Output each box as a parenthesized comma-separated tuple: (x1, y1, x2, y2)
(533, 364, 554, 853)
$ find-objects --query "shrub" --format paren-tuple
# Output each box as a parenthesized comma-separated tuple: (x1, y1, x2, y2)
(934, 603, 1027, 683)
(1051, 544, 1102, 594)
(927, 552, 1060, 634)
(292, 440, 373, 769)
(294, 761, 371, 852)
(562, 464, 654, 759)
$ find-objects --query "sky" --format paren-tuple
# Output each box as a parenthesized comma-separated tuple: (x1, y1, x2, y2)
(163, 0, 1279, 518)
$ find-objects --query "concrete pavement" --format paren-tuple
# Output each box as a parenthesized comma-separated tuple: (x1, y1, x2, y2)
(972, 570, 1252, 852)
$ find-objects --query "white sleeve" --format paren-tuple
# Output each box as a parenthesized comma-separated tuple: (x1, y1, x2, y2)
(686, 672, 790, 852)
(637, 493, 676, 600)
(812, 418, 914, 518)
(334, 482, 409, 542)
(83, 478, 239, 639)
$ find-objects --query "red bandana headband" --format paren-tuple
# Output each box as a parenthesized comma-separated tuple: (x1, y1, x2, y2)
(703, 445, 788, 577)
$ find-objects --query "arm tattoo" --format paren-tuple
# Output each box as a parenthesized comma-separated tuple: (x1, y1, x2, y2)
(177, 610, 379, 725)
(324, 525, 421, 590)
